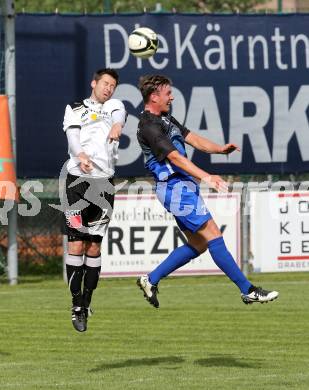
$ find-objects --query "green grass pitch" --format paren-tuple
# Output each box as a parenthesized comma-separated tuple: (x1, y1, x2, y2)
(0, 272, 308, 390)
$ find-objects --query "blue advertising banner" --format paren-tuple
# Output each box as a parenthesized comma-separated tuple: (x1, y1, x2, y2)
(16, 13, 309, 178)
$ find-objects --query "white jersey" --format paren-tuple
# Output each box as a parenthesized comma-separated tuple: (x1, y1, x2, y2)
(63, 98, 125, 178)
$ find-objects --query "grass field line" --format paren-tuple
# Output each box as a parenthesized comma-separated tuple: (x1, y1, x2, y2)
(157, 279, 308, 288)
(0, 275, 308, 390)
(2, 372, 309, 388)
(126, 373, 307, 383)
(0, 278, 306, 295)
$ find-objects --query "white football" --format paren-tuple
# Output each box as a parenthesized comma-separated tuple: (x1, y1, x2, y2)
(128, 27, 158, 59)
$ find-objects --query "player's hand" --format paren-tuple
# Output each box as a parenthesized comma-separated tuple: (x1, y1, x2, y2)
(77, 152, 93, 173)
(202, 174, 228, 193)
(108, 126, 122, 143)
(220, 143, 240, 154)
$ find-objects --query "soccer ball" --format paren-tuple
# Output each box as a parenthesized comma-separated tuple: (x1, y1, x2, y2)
(128, 27, 158, 59)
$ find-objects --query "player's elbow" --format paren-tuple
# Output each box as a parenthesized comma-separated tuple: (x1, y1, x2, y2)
(167, 150, 183, 164)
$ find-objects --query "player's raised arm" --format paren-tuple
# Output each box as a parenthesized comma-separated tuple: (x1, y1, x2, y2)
(166, 150, 228, 192)
(184, 131, 240, 155)
(107, 99, 127, 143)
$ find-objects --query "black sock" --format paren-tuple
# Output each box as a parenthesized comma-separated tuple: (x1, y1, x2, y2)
(66, 264, 84, 307)
(83, 288, 93, 309)
(83, 264, 101, 307)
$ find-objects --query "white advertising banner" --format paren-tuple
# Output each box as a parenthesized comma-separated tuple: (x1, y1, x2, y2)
(250, 191, 309, 272)
(101, 193, 241, 277)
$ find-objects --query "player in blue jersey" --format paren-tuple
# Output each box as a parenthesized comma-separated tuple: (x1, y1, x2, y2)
(136, 74, 279, 308)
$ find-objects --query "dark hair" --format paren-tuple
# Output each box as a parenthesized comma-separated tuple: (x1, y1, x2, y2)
(93, 68, 119, 86)
(138, 74, 172, 103)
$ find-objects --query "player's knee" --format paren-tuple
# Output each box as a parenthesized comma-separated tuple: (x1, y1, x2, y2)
(197, 243, 208, 254)
(68, 240, 84, 255)
(85, 242, 101, 257)
(188, 240, 207, 254)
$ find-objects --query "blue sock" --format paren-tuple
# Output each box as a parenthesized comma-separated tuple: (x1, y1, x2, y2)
(149, 244, 199, 285)
(208, 237, 251, 294)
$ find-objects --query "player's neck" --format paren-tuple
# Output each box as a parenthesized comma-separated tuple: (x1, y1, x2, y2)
(88, 96, 99, 104)
(89, 93, 107, 105)
(144, 104, 162, 116)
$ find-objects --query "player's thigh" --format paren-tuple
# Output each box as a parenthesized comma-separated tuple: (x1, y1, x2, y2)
(157, 175, 212, 234)
(198, 218, 222, 242)
(184, 219, 221, 251)
(84, 178, 115, 226)
(183, 230, 208, 253)
(62, 174, 88, 236)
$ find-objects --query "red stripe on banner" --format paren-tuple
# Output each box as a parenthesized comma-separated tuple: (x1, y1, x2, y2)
(277, 256, 309, 260)
(205, 194, 237, 199)
(278, 193, 309, 198)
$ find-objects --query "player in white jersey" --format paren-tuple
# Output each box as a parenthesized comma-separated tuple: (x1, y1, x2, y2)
(61, 68, 126, 332)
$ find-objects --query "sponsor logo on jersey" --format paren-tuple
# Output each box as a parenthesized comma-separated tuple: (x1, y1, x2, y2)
(81, 109, 89, 118)
(65, 210, 82, 228)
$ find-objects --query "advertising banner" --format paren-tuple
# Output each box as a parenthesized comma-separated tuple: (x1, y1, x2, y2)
(16, 14, 309, 177)
(250, 191, 309, 272)
(100, 192, 241, 277)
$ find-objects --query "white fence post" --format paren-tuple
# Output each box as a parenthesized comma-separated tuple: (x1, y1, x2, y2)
(5, 0, 18, 285)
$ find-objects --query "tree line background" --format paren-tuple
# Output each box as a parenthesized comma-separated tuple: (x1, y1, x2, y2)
(14, 0, 269, 14)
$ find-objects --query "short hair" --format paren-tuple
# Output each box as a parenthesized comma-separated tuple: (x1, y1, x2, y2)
(92, 68, 119, 86)
(138, 74, 172, 103)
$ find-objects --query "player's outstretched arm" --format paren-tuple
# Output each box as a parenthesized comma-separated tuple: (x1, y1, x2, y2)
(108, 123, 122, 143)
(184, 132, 240, 155)
(167, 150, 228, 192)
(108, 104, 127, 143)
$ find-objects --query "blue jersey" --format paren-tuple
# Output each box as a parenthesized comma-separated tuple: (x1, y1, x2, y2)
(137, 111, 191, 181)
(137, 110, 212, 232)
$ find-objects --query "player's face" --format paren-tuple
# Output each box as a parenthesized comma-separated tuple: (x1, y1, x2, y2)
(91, 74, 117, 103)
(154, 84, 174, 113)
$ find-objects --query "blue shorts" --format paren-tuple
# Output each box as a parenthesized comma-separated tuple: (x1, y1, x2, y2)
(155, 174, 212, 233)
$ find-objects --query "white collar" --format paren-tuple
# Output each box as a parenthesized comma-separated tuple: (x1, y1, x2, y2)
(84, 98, 103, 107)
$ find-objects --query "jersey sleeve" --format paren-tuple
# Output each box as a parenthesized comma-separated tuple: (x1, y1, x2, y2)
(111, 110, 127, 127)
(63, 104, 81, 132)
(139, 117, 176, 162)
(66, 127, 83, 156)
(104, 99, 127, 126)
(103, 98, 125, 114)
(170, 116, 191, 138)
